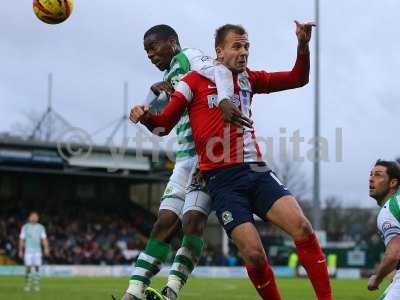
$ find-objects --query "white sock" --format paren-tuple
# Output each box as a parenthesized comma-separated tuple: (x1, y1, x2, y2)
(126, 280, 146, 299)
(166, 275, 182, 296)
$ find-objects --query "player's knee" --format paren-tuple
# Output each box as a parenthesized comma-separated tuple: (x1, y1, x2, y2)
(151, 211, 180, 242)
(242, 247, 266, 266)
(293, 217, 313, 240)
(246, 250, 266, 266)
(182, 211, 207, 236)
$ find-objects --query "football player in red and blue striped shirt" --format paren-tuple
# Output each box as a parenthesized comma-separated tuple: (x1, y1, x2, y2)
(131, 21, 333, 300)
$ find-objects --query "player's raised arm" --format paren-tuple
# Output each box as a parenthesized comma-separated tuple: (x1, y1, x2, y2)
(368, 236, 400, 290)
(295, 20, 315, 54)
(142, 92, 188, 136)
(252, 21, 315, 94)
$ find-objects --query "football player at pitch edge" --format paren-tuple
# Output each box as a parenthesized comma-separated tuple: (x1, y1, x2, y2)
(19, 211, 49, 292)
(368, 160, 400, 300)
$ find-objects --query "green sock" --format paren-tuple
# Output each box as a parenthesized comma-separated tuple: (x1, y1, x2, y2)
(126, 239, 170, 298)
(167, 234, 204, 295)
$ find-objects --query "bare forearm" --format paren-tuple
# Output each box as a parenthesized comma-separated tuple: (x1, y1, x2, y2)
(376, 237, 400, 282)
(42, 239, 49, 252)
(297, 42, 310, 55)
(18, 240, 24, 253)
(375, 254, 399, 282)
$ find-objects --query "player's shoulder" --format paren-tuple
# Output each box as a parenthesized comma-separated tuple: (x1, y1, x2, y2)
(377, 201, 400, 240)
(181, 70, 208, 85)
(182, 48, 214, 71)
(395, 190, 400, 202)
(173, 48, 203, 68)
(387, 191, 400, 218)
(378, 193, 400, 225)
(242, 68, 258, 83)
(388, 190, 400, 206)
(181, 48, 204, 61)
(176, 71, 209, 100)
(377, 205, 389, 224)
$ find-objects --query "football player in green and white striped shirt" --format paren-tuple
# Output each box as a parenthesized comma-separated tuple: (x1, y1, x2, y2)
(368, 160, 400, 300)
(19, 212, 49, 292)
(121, 25, 233, 300)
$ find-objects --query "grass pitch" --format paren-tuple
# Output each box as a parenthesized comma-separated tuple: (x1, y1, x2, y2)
(0, 276, 387, 300)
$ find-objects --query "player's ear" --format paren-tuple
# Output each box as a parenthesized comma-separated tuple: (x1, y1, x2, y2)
(390, 178, 399, 189)
(216, 46, 224, 61)
(168, 37, 179, 53)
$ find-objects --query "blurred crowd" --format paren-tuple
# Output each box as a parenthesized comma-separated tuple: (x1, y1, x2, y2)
(0, 210, 248, 266)
(0, 212, 149, 265)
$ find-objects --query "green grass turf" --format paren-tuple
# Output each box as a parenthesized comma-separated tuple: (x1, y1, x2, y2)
(0, 276, 388, 300)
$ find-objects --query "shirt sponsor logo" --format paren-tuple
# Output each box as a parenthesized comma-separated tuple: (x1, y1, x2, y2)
(208, 94, 241, 109)
(207, 94, 218, 108)
(382, 221, 394, 233)
(238, 73, 251, 92)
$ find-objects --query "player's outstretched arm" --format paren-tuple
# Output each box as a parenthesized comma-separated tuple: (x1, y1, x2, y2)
(368, 236, 400, 291)
(143, 93, 187, 136)
(129, 105, 150, 124)
(141, 81, 174, 107)
(252, 21, 315, 94)
(150, 81, 174, 96)
(129, 93, 187, 136)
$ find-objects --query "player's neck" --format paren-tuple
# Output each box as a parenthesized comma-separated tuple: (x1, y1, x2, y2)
(173, 46, 181, 57)
(166, 47, 182, 70)
(379, 189, 398, 207)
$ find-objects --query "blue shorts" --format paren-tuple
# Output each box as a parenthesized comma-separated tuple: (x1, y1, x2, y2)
(203, 163, 292, 237)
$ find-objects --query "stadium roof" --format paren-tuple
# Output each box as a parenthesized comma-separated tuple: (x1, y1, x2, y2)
(0, 136, 172, 182)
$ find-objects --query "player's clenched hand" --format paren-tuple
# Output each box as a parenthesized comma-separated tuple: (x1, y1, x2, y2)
(151, 81, 174, 96)
(295, 20, 316, 45)
(367, 275, 381, 291)
(129, 105, 149, 124)
(18, 250, 23, 259)
(218, 99, 253, 128)
(44, 248, 50, 257)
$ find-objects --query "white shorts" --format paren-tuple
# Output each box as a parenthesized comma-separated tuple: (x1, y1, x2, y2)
(182, 189, 211, 216)
(24, 252, 42, 267)
(160, 156, 211, 218)
(381, 271, 400, 300)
